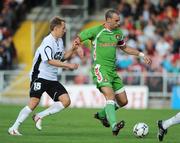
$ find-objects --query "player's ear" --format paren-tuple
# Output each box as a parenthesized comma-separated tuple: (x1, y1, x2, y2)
(54, 26, 57, 31)
(106, 17, 111, 22)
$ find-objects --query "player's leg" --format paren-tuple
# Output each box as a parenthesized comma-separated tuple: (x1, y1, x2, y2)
(33, 81, 69, 130)
(100, 86, 125, 135)
(94, 87, 114, 128)
(93, 66, 119, 128)
(92, 66, 111, 127)
(95, 89, 127, 127)
(162, 112, 180, 129)
(101, 86, 116, 127)
(96, 73, 127, 125)
(8, 97, 40, 135)
(106, 73, 126, 135)
(33, 93, 69, 130)
(34, 93, 70, 119)
(8, 79, 43, 135)
(115, 90, 128, 109)
(113, 73, 128, 109)
(157, 112, 180, 141)
(96, 90, 127, 116)
(94, 110, 110, 127)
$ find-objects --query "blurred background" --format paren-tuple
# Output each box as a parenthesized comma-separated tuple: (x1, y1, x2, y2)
(0, 0, 179, 109)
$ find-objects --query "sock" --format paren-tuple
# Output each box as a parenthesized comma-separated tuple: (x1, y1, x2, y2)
(105, 100, 116, 129)
(114, 101, 120, 110)
(163, 112, 180, 129)
(98, 108, 106, 118)
(98, 101, 119, 118)
(37, 101, 64, 118)
(11, 106, 32, 129)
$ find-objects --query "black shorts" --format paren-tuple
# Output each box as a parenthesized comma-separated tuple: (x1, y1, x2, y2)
(30, 78, 68, 101)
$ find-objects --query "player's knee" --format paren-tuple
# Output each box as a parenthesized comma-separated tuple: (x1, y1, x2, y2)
(58, 94, 71, 108)
(66, 99, 71, 107)
(121, 99, 128, 107)
(124, 100, 128, 106)
(61, 98, 71, 108)
(28, 98, 40, 110)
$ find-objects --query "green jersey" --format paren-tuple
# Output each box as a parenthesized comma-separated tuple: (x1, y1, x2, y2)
(79, 25, 125, 70)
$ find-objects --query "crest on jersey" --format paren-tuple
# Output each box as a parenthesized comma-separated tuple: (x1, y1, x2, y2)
(115, 34, 123, 40)
(54, 52, 63, 60)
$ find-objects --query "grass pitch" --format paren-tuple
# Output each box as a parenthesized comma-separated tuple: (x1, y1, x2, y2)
(0, 104, 180, 143)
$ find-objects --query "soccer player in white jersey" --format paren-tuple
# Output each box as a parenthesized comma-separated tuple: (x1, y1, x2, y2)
(8, 16, 80, 136)
(157, 112, 180, 141)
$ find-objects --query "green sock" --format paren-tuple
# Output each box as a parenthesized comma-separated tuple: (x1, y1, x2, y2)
(98, 108, 106, 118)
(98, 103, 119, 118)
(105, 100, 116, 129)
(114, 103, 119, 110)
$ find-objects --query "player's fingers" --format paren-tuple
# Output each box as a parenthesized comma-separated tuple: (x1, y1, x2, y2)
(73, 64, 79, 69)
(145, 57, 151, 64)
(76, 64, 79, 68)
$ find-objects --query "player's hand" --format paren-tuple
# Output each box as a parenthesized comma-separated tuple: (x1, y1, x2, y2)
(72, 42, 79, 51)
(68, 63, 79, 70)
(73, 37, 81, 45)
(73, 37, 84, 59)
(76, 46, 84, 59)
(143, 55, 152, 65)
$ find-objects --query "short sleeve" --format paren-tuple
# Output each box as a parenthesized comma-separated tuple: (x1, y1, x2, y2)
(79, 25, 102, 41)
(117, 30, 126, 47)
(39, 40, 53, 61)
(117, 36, 125, 46)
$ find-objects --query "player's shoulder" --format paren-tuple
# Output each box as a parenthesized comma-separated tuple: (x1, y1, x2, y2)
(93, 25, 104, 30)
(42, 34, 54, 46)
(43, 34, 53, 42)
(37, 34, 53, 51)
(86, 24, 103, 32)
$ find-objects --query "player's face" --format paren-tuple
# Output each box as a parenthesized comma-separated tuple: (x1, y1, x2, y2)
(108, 13, 120, 29)
(55, 22, 66, 38)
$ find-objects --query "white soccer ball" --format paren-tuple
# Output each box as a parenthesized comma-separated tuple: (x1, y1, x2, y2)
(133, 122, 149, 138)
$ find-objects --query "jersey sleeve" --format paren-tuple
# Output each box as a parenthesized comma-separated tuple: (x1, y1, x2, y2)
(78, 26, 101, 41)
(117, 30, 126, 47)
(39, 40, 53, 61)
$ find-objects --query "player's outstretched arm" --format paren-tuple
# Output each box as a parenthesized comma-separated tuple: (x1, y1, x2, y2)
(63, 43, 79, 60)
(48, 59, 79, 70)
(119, 45, 152, 65)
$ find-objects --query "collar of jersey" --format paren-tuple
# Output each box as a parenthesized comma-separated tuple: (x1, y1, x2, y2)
(102, 24, 112, 32)
(50, 33, 59, 42)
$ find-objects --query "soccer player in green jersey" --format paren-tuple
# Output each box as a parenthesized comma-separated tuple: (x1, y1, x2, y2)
(74, 9, 152, 136)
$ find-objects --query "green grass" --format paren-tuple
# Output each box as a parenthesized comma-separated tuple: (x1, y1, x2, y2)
(0, 104, 179, 143)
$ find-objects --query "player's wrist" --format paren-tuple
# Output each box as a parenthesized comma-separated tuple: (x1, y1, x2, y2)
(138, 52, 145, 58)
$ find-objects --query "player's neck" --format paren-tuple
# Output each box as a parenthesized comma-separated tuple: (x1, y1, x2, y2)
(104, 22, 112, 31)
(51, 32, 58, 40)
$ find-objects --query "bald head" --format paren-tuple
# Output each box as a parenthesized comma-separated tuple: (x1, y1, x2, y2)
(104, 9, 120, 30)
(105, 9, 119, 21)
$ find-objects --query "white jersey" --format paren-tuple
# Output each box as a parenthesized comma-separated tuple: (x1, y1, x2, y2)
(30, 33, 65, 81)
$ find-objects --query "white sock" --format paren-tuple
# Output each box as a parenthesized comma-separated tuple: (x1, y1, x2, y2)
(163, 112, 180, 129)
(11, 106, 32, 129)
(37, 101, 65, 118)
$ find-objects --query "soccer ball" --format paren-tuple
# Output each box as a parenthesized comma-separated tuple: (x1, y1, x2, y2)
(133, 122, 149, 138)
